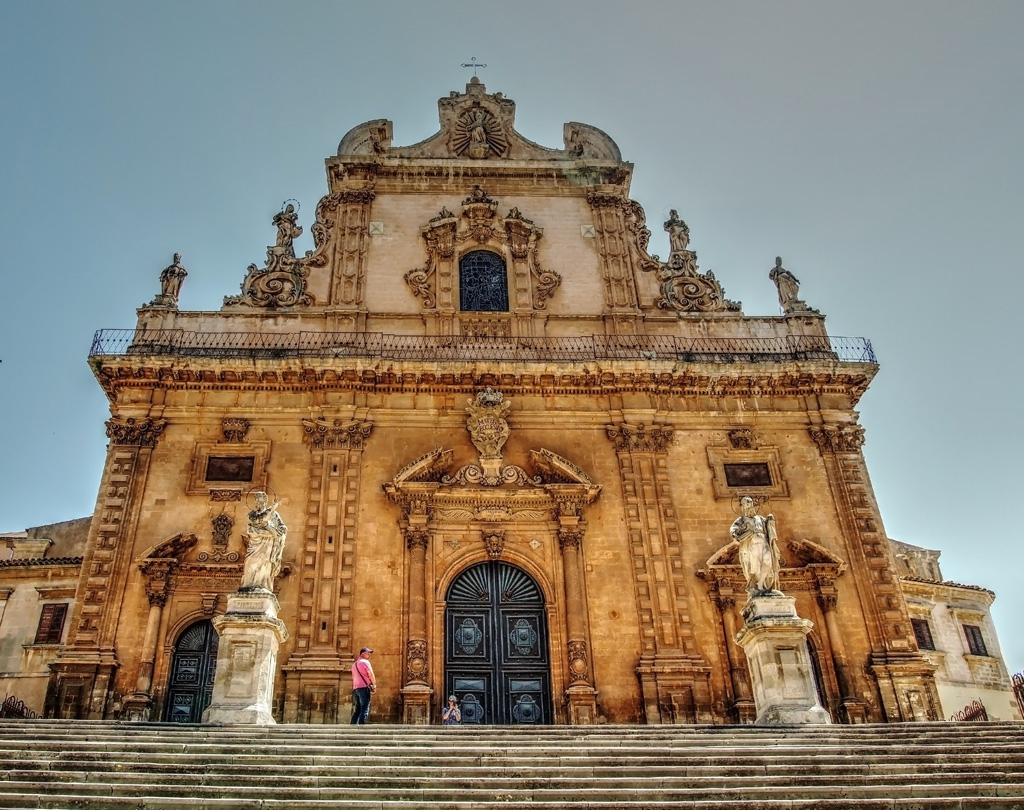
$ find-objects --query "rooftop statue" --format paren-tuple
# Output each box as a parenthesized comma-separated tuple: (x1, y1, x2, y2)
(148, 253, 187, 308)
(769, 257, 818, 315)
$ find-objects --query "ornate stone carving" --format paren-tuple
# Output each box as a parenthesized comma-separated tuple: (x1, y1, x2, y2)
(201, 593, 219, 615)
(404, 189, 559, 310)
(221, 418, 250, 443)
(482, 531, 505, 559)
(770, 257, 818, 315)
(809, 424, 866, 454)
(728, 428, 758, 450)
(224, 206, 314, 309)
(558, 530, 583, 553)
(567, 640, 590, 684)
(605, 423, 674, 453)
(664, 210, 690, 254)
(405, 529, 430, 552)
(148, 253, 187, 308)
(139, 558, 175, 608)
(406, 639, 428, 683)
(301, 418, 374, 450)
(466, 387, 510, 459)
(210, 489, 243, 502)
(529, 448, 595, 486)
(453, 108, 509, 159)
(211, 514, 233, 548)
(105, 417, 167, 448)
(462, 318, 511, 339)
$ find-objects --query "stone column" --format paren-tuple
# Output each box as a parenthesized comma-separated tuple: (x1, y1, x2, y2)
(715, 592, 756, 723)
(122, 559, 174, 721)
(734, 595, 831, 725)
(816, 584, 866, 724)
(401, 527, 433, 724)
(558, 523, 598, 724)
(203, 591, 289, 725)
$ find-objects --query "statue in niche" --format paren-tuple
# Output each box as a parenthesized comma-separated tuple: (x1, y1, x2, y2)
(769, 257, 817, 314)
(150, 253, 188, 308)
(273, 204, 303, 254)
(730, 496, 782, 596)
(664, 209, 690, 255)
(239, 492, 287, 593)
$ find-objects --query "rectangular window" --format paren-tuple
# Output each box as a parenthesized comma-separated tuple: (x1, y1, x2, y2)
(911, 618, 935, 651)
(34, 603, 68, 644)
(205, 456, 255, 483)
(963, 624, 989, 656)
(723, 462, 772, 488)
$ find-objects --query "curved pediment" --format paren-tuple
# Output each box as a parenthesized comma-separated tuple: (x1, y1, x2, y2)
(338, 79, 621, 164)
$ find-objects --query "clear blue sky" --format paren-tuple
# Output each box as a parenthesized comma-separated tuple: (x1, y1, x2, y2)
(2, 2, 1022, 672)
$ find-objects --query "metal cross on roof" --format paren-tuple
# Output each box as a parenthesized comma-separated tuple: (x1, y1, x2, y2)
(460, 57, 487, 77)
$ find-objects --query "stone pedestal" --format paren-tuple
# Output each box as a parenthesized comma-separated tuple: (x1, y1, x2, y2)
(734, 594, 831, 725)
(401, 683, 433, 725)
(203, 591, 289, 725)
(565, 684, 599, 724)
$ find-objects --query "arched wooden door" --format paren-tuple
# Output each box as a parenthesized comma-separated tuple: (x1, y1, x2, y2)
(445, 561, 552, 724)
(164, 619, 219, 723)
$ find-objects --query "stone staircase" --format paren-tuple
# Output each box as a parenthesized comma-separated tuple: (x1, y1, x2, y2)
(2, 719, 1024, 809)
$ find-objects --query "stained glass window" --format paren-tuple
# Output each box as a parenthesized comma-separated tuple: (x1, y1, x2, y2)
(460, 251, 508, 312)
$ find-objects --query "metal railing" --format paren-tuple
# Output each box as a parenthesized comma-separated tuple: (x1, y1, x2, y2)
(949, 699, 989, 722)
(0, 695, 37, 719)
(1013, 672, 1024, 719)
(90, 329, 876, 365)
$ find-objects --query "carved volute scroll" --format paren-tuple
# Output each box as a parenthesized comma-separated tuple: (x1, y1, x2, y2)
(404, 188, 561, 314)
(224, 206, 315, 309)
(639, 208, 742, 314)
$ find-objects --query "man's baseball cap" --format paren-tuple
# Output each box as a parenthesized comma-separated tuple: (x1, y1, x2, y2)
(360, 647, 373, 653)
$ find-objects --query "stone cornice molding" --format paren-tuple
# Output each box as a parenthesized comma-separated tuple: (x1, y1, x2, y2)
(301, 418, 373, 450)
(809, 423, 866, 453)
(606, 422, 674, 453)
(105, 416, 167, 447)
(93, 362, 875, 405)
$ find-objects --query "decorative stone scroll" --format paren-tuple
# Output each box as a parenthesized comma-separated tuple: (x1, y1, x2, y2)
(224, 205, 315, 309)
(640, 208, 741, 313)
(105, 417, 167, 448)
(809, 424, 866, 454)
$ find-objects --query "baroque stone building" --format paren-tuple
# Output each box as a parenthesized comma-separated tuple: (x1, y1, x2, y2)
(40, 79, 953, 725)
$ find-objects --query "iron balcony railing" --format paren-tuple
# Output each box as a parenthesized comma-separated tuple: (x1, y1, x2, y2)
(90, 329, 876, 365)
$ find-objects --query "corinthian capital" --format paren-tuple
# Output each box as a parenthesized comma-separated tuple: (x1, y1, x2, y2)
(301, 418, 373, 450)
(605, 423, 674, 453)
(809, 424, 865, 454)
(106, 417, 167, 448)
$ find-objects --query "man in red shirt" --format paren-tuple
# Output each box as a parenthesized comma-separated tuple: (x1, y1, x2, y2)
(350, 647, 376, 724)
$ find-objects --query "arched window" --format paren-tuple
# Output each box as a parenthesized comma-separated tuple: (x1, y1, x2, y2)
(459, 250, 508, 312)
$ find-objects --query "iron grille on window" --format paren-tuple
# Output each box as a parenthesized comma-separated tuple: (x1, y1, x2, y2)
(963, 624, 989, 656)
(911, 618, 936, 651)
(460, 250, 508, 312)
(34, 603, 68, 644)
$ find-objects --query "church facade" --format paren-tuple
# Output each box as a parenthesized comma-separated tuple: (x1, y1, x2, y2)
(43, 79, 943, 725)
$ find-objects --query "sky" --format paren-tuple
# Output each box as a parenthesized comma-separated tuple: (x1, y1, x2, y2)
(1, 2, 1022, 673)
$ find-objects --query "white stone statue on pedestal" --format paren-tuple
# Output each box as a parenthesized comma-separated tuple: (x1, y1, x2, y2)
(731, 497, 831, 725)
(203, 490, 289, 725)
(730, 496, 782, 596)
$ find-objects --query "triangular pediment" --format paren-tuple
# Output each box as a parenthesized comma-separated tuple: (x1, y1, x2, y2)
(786, 538, 845, 568)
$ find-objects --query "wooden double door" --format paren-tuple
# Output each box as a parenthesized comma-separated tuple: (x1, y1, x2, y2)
(164, 620, 218, 723)
(445, 561, 553, 725)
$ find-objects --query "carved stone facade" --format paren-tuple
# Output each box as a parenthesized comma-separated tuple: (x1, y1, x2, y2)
(43, 78, 958, 728)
